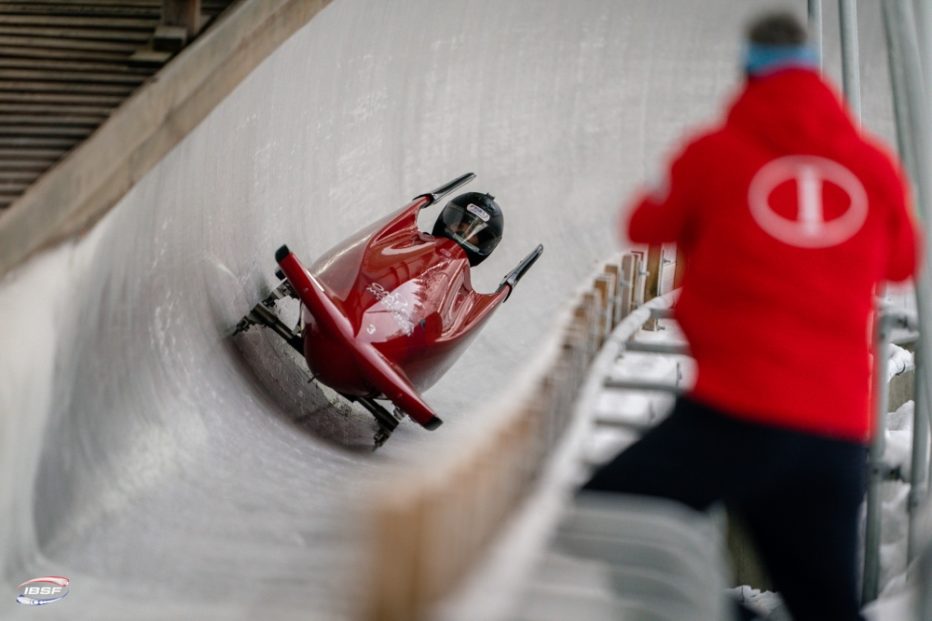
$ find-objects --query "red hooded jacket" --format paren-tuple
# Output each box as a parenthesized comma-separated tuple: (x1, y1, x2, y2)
(627, 68, 919, 442)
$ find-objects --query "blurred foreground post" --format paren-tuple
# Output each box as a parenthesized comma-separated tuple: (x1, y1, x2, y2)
(863, 310, 894, 604)
(881, 0, 932, 574)
(808, 0, 823, 68)
(838, 0, 862, 123)
(643, 245, 664, 330)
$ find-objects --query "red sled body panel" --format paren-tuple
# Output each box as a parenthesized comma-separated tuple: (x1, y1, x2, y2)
(275, 195, 509, 429)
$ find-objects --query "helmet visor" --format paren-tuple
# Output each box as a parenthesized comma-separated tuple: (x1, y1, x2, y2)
(440, 203, 490, 254)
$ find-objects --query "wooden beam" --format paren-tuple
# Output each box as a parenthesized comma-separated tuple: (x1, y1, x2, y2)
(162, 0, 200, 34)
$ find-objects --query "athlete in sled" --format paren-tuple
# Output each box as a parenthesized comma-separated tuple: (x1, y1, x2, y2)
(235, 173, 543, 447)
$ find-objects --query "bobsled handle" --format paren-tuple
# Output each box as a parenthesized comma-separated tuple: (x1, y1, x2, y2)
(498, 244, 544, 302)
(415, 172, 476, 206)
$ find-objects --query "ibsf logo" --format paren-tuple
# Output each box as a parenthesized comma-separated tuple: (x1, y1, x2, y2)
(16, 576, 70, 606)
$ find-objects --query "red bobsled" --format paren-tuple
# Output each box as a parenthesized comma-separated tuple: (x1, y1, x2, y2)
(236, 173, 542, 446)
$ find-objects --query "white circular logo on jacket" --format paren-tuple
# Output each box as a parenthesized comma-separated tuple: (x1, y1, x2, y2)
(748, 155, 867, 248)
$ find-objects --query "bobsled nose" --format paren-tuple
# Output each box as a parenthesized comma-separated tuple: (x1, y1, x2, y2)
(275, 244, 443, 431)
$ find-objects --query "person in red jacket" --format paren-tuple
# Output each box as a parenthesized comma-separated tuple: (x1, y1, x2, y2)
(582, 11, 920, 621)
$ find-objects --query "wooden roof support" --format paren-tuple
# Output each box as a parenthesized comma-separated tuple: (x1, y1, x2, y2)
(154, 0, 200, 52)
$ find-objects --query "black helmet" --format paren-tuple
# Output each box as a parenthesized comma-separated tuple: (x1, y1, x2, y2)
(432, 192, 504, 266)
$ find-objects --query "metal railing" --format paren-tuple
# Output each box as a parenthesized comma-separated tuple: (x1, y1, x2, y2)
(863, 308, 920, 603)
(812, 0, 932, 610)
(513, 494, 729, 621)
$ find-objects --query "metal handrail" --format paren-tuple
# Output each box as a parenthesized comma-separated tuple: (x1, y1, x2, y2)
(879, 4, 932, 615)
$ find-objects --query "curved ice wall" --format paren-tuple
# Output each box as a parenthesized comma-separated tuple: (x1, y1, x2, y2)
(0, 1, 894, 619)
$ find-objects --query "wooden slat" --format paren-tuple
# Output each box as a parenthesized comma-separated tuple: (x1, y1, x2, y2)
(0, 69, 147, 85)
(0, 156, 53, 167)
(0, 0, 226, 12)
(0, 114, 104, 127)
(0, 81, 135, 95)
(0, 34, 138, 53)
(0, 26, 150, 43)
(0, 170, 41, 182)
(0, 196, 22, 209)
(0, 125, 92, 138)
(0, 44, 129, 62)
(0, 180, 30, 193)
(0, 161, 52, 173)
(0, 1, 162, 7)
(0, 91, 124, 106)
(0, 136, 78, 149)
(0, 148, 63, 160)
(0, 103, 112, 117)
(0, 15, 157, 31)
(0, 5, 161, 19)
(0, 58, 152, 75)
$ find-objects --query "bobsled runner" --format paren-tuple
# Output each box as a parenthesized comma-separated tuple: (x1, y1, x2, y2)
(235, 172, 543, 447)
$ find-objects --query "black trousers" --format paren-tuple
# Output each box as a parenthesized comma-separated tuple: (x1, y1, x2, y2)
(582, 397, 868, 621)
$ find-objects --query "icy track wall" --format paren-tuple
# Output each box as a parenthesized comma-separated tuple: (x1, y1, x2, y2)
(0, 1, 897, 620)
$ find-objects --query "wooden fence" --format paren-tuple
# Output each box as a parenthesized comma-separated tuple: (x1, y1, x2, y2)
(359, 247, 671, 621)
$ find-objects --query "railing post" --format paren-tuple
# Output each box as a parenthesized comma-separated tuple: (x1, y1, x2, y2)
(839, 0, 862, 123)
(863, 310, 894, 605)
(645, 245, 663, 301)
(602, 260, 623, 329)
(631, 250, 648, 310)
(882, 0, 932, 570)
(910, 360, 930, 563)
(593, 274, 615, 346)
(919, 539, 932, 621)
(808, 0, 823, 69)
(619, 254, 637, 319)
(643, 245, 665, 330)
(155, 0, 202, 52)
(163, 0, 201, 35)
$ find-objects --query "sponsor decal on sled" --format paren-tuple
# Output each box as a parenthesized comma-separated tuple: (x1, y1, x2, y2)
(16, 576, 70, 606)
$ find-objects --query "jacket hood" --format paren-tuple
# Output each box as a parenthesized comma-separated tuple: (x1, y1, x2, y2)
(726, 68, 858, 157)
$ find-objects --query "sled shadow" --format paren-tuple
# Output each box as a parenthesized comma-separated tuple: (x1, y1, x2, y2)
(229, 328, 381, 454)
